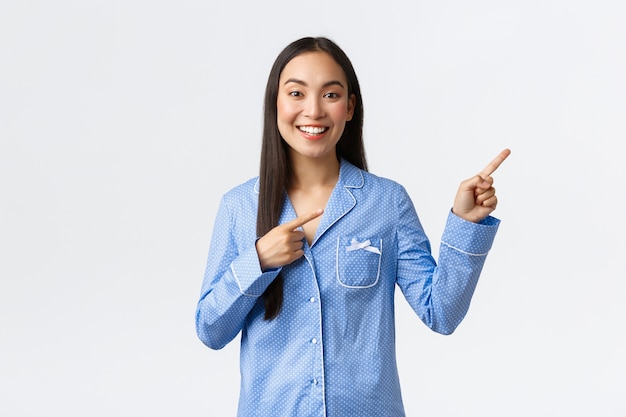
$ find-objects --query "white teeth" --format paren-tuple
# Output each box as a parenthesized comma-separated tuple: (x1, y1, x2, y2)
(299, 126, 327, 134)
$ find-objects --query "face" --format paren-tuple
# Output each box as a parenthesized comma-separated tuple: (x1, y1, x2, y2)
(277, 51, 356, 162)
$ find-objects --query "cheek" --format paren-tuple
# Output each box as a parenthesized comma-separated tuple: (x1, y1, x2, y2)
(276, 98, 295, 122)
(330, 103, 350, 122)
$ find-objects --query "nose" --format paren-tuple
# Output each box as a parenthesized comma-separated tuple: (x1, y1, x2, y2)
(303, 96, 325, 119)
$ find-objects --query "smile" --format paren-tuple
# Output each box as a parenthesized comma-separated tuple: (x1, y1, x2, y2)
(298, 126, 328, 135)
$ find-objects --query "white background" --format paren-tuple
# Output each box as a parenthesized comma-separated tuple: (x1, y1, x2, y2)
(1, 1, 625, 416)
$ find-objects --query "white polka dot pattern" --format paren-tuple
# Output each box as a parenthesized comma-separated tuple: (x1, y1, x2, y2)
(195, 159, 500, 416)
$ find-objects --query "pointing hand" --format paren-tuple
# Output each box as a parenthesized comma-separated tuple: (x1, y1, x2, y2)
(452, 149, 511, 223)
(255, 209, 324, 271)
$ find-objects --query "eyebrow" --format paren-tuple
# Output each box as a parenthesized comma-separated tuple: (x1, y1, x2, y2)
(283, 78, 345, 89)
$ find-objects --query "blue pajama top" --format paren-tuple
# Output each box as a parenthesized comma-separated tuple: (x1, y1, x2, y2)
(196, 159, 500, 416)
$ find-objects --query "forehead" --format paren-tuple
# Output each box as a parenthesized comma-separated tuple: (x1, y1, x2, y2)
(279, 51, 347, 85)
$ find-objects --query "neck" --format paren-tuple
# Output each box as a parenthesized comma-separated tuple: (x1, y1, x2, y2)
(288, 152, 340, 190)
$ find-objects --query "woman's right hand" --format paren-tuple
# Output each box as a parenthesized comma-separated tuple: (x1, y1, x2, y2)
(255, 209, 324, 271)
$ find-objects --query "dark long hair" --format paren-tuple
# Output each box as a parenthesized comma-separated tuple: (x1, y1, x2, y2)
(258, 37, 367, 320)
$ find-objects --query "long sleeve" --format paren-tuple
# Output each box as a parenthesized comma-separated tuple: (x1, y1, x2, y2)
(195, 196, 280, 350)
(394, 186, 499, 335)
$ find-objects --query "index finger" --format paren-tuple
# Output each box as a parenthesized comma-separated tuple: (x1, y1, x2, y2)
(479, 148, 511, 178)
(284, 208, 324, 230)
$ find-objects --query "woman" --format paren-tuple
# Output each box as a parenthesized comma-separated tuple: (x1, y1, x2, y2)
(196, 36, 509, 416)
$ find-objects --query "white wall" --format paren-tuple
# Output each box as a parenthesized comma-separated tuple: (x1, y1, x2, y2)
(1, 1, 624, 415)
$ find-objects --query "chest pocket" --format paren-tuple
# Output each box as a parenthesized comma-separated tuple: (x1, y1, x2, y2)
(336, 236, 382, 288)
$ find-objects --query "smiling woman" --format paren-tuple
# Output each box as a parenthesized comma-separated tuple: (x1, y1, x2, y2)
(277, 51, 355, 161)
(275, 51, 356, 246)
(195, 36, 509, 417)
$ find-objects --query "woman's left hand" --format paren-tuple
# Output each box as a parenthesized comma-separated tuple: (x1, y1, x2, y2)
(452, 149, 511, 223)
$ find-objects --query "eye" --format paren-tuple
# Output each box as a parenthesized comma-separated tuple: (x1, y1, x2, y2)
(324, 92, 339, 99)
(289, 91, 303, 97)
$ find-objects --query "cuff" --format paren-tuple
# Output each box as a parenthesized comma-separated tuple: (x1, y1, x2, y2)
(441, 210, 500, 255)
(230, 244, 281, 297)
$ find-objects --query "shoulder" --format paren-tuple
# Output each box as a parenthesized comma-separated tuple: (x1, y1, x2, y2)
(363, 170, 404, 191)
(220, 177, 259, 207)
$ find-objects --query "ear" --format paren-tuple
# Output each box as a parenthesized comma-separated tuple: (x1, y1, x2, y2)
(346, 94, 356, 121)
